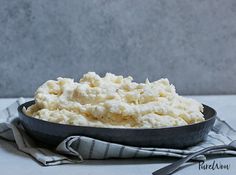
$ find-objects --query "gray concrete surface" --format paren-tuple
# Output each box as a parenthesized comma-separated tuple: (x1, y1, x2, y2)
(0, 0, 236, 97)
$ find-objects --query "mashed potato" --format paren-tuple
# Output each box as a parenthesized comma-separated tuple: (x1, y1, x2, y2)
(24, 72, 204, 128)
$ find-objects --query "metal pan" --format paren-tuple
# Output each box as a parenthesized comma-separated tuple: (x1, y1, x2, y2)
(18, 100, 216, 148)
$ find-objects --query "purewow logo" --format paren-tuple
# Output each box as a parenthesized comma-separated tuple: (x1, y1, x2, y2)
(199, 160, 230, 171)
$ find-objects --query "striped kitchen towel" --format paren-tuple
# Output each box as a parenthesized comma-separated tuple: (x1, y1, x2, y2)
(0, 98, 236, 166)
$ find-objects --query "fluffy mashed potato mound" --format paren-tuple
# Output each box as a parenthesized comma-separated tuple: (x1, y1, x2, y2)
(24, 72, 204, 128)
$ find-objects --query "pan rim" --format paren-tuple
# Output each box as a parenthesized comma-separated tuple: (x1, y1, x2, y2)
(18, 100, 216, 131)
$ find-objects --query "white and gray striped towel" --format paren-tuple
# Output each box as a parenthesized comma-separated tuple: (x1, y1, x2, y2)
(0, 98, 236, 166)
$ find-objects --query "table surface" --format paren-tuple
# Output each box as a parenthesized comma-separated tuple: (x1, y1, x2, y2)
(0, 96, 236, 175)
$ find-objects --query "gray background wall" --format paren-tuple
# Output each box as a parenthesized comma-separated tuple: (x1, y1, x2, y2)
(0, 0, 236, 97)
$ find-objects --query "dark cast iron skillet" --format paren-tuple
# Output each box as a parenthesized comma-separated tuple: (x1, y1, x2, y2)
(18, 100, 216, 148)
